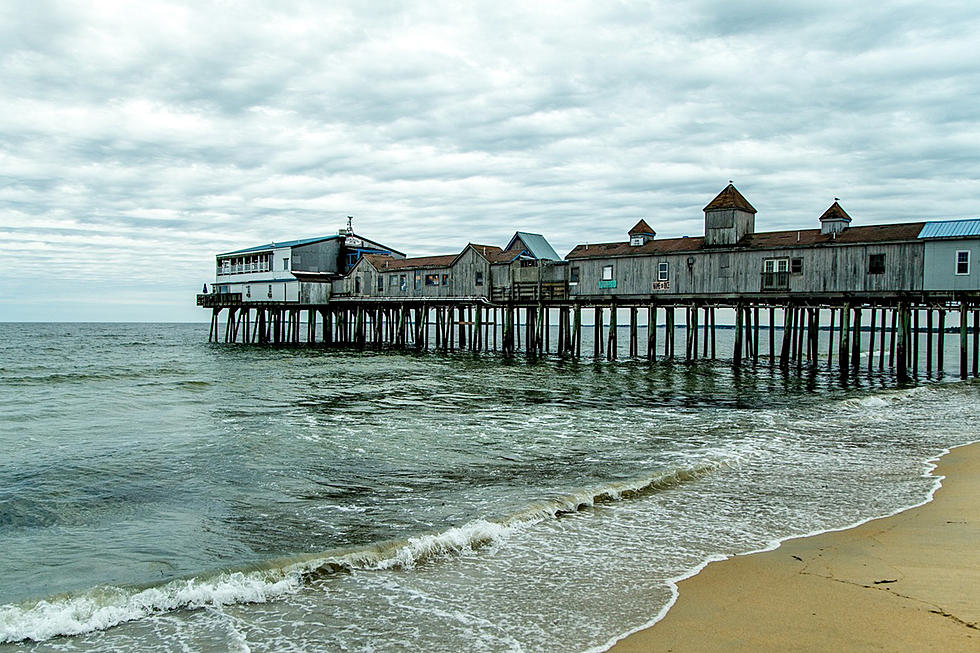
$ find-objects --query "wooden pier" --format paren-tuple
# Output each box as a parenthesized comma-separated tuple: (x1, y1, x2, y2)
(204, 293, 980, 380)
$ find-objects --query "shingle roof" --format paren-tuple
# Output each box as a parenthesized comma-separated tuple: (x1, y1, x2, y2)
(818, 201, 852, 223)
(566, 222, 926, 259)
(466, 244, 505, 262)
(628, 219, 656, 236)
(703, 184, 757, 214)
(918, 218, 980, 239)
(363, 253, 457, 271)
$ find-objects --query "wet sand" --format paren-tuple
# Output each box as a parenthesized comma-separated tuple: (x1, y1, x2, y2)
(608, 441, 980, 653)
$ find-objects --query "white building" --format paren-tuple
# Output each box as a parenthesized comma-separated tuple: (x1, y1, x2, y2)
(211, 231, 403, 303)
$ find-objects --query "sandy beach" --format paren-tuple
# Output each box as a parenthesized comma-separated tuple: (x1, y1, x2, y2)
(609, 441, 980, 653)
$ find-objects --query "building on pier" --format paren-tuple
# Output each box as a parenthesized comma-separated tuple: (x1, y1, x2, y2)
(334, 232, 566, 301)
(199, 230, 403, 307)
(564, 184, 977, 300)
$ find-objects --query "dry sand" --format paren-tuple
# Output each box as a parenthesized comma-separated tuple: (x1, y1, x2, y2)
(608, 441, 979, 653)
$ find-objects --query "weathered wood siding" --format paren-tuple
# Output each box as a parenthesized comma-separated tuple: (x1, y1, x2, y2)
(569, 241, 925, 297)
(449, 248, 492, 297)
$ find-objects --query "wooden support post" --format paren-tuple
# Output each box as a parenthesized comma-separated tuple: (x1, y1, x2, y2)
(629, 306, 638, 358)
(938, 309, 946, 374)
(779, 306, 792, 370)
(960, 301, 969, 379)
(647, 303, 657, 361)
(850, 305, 862, 369)
(912, 308, 920, 373)
(868, 306, 877, 373)
(751, 306, 759, 365)
(886, 308, 897, 367)
(710, 307, 717, 360)
(594, 306, 603, 359)
(768, 306, 775, 366)
(733, 304, 743, 366)
(838, 305, 850, 373)
(607, 302, 617, 360)
(896, 303, 909, 379)
(973, 307, 979, 378)
(826, 307, 835, 368)
(925, 309, 933, 374)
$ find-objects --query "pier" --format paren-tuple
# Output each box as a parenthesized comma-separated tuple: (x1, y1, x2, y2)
(198, 184, 980, 379)
(201, 293, 980, 380)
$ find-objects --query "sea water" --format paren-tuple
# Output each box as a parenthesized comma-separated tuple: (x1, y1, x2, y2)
(0, 322, 977, 652)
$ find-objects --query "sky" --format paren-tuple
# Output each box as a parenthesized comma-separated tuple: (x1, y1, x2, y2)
(2, 0, 979, 321)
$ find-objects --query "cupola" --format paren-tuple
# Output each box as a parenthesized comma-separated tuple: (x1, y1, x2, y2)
(818, 200, 852, 235)
(628, 219, 656, 246)
(703, 183, 756, 246)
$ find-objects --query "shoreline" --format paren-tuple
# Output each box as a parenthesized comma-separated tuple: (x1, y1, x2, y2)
(601, 440, 980, 652)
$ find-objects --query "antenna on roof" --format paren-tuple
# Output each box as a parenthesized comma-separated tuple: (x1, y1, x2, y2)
(834, 197, 840, 202)
(728, 180, 733, 185)
(347, 216, 354, 232)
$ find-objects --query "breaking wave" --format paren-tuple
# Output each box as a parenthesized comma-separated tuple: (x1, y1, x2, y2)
(0, 461, 721, 644)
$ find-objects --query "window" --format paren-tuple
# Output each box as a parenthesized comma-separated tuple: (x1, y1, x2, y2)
(221, 260, 231, 275)
(414, 274, 421, 290)
(390, 275, 398, 288)
(762, 258, 789, 290)
(399, 275, 407, 291)
(658, 262, 669, 282)
(442, 274, 449, 286)
(791, 258, 803, 275)
(868, 253, 885, 275)
(602, 265, 614, 281)
(956, 250, 970, 275)
(355, 277, 361, 293)
(425, 273, 439, 286)
(630, 236, 644, 247)
(570, 267, 580, 284)
(475, 271, 484, 286)
(377, 275, 384, 292)
(282, 257, 290, 271)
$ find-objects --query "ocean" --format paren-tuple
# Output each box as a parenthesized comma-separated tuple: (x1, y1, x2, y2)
(0, 322, 977, 652)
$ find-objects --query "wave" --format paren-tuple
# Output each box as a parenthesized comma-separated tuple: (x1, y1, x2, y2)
(0, 461, 721, 644)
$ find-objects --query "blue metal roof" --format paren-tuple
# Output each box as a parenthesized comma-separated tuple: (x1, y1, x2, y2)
(219, 235, 341, 256)
(510, 231, 561, 260)
(918, 219, 980, 239)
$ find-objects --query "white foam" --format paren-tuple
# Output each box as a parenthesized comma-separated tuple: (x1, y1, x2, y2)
(0, 462, 722, 645)
(0, 571, 301, 644)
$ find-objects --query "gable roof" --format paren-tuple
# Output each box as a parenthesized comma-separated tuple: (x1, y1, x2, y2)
(362, 253, 457, 271)
(818, 201, 852, 223)
(505, 231, 561, 260)
(566, 222, 926, 259)
(628, 219, 656, 236)
(703, 184, 757, 214)
(461, 244, 505, 263)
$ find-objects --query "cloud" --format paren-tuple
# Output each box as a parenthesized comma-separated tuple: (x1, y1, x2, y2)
(1, 0, 979, 320)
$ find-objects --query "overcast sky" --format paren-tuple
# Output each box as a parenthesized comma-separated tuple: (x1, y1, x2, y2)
(2, 0, 979, 321)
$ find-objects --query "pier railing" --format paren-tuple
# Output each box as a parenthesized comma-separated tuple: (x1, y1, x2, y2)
(197, 293, 242, 308)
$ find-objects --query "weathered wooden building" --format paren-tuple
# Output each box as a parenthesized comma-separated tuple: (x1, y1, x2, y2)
(566, 186, 931, 300)
(336, 232, 566, 301)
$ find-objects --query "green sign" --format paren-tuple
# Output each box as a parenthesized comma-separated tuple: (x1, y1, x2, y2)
(598, 279, 617, 289)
